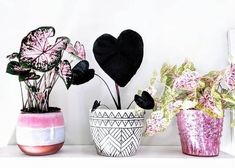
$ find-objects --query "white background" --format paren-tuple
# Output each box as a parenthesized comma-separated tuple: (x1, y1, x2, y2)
(0, 0, 234, 152)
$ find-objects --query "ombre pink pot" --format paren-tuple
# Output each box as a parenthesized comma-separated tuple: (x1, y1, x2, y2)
(16, 112, 65, 156)
(176, 110, 223, 157)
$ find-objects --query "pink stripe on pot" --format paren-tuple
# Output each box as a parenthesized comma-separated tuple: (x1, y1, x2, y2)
(18, 112, 64, 128)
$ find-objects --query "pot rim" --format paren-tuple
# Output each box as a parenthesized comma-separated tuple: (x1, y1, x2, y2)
(90, 109, 135, 112)
(20, 111, 62, 115)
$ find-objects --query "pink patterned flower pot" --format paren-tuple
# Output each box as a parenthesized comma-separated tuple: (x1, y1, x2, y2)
(176, 110, 223, 157)
(16, 111, 65, 156)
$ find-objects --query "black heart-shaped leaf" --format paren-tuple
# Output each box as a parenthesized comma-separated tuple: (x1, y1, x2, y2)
(93, 29, 143, 87)
(134, 91, 154, 109)
(71, 60, 95, 85)
(91, 100, 101, 112)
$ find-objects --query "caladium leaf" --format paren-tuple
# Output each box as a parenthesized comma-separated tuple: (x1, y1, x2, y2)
(71, 60, 95, 85)
(19, 72, 40, 81)
(6, 61, 31, 75)
(60, 60, 72, 89)
(7, 52, 19, 59)
(19, 26, 70, 72)
(134, 91, 154, 109)
(66, 41, 86, 60)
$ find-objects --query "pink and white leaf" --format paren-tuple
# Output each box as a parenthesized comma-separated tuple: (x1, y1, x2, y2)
(19, 27, 70, 72)
(173, 71, 200, 91)
(66, 41, 86, 60)
(60, 60, 72, 89)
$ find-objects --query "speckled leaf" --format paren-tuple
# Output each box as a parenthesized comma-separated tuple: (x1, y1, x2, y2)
(6, 61, 30, 75)
(60, 60, 72, 89)
(19, 72, 40, 81)
(19, 26, 70, 72)
(66, 41, 86, 60)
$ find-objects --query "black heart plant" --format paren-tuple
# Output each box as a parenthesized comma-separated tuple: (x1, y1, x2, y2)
(89, 29, 154, 157)
(6, 26, 94, 156)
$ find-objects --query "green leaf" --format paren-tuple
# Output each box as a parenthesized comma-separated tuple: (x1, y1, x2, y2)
(6, 61, 30, 75)
(19, 72, 40, 81)
(160, 63, 176, 87)
(196, 103, 223, 118)
(176, 60, 196, 75)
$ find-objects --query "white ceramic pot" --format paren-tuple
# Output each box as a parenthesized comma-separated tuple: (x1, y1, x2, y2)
(89, 109, 144, 157)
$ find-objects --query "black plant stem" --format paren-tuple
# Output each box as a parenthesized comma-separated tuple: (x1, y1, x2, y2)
(115, 83, 121, 109)
(95, 74, 119, 109)
(100, 104, 110, 110)
(127, 100, 134, 109)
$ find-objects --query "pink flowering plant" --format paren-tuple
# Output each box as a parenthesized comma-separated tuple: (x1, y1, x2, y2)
(145, 60, 235, 136)
(6, 26, 94, 113)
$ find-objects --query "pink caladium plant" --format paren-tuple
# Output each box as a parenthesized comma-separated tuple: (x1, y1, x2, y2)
(6, 26, 94, 113)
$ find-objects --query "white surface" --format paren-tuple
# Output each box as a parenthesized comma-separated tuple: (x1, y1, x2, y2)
(0, 0, 234, 148)
(0, 145, 233, 158)
(0, 145, 234, 168)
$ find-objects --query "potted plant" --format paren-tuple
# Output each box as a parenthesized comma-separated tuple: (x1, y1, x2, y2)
(89, 29, 154, 157)
(144, 60, 235, 157)
(6, 26, 94, 155)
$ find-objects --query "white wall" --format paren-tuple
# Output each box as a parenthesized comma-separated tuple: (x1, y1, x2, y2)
(0, 0, 234, 149)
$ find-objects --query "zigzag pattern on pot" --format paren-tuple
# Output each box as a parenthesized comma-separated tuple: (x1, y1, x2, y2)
(89, 110, 144, 128)
(90, 110, 144, 119)
(90, 126, 142, 157)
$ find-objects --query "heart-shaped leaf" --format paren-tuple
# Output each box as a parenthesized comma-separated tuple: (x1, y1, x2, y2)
(60, 60, 72, 89)
(7, 52, 19, 60)
(93, 29, 143, 87)
(91, 100, 101, 112)
(19, 26, 70, 72)
(66, 41, 86, 60)
(19, 72, 40, 81)
(6, 61, 31, 75)
(71, 60, 95, 85)
(134, 91, 154, 109)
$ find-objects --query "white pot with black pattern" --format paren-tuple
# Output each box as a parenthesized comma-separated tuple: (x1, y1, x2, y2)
(89, 109, 144, 157)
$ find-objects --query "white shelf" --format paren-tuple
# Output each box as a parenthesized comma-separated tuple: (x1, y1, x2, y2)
(0, 145, 234, 168)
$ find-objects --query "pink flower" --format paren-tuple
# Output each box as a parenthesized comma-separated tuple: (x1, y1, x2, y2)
(224, 64, 235, 90)
(173, 71, 200, 91)
(66, 41, 86, 60)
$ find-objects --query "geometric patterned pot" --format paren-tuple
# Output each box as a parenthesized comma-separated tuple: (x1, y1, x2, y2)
(177, 110, 223, 157)
(89, 109, 144, 157)
(16, 111, 65, 156)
